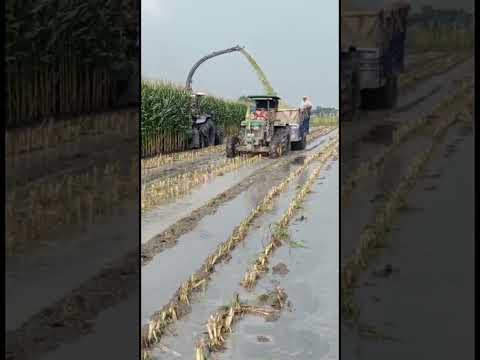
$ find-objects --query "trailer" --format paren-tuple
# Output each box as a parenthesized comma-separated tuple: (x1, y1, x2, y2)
(341, 1, 410, 121)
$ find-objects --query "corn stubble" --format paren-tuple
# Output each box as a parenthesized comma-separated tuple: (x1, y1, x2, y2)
(194, 288, 288, 360)
(141, 136, 338, 352)
(6, 156, 139, 254)
(142, 155, 261, 211)
(141, 144, 224, 172)
(141, 124, 332, 178)
(6, 111, 136, 173)
(242, 141, 338, 289)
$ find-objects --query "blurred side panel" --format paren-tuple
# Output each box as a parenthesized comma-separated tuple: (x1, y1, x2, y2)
(340, 1, 474, 359)
(5, 0, 140, 359)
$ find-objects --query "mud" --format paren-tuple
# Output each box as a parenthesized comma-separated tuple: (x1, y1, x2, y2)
(6, 200, 139, 332)
(257, 335, 272, 343)
(5, 249, 138, 360)
(142, 153, 225, 185)
(7, 137, 137, 196)
(272, 263, 289, 276)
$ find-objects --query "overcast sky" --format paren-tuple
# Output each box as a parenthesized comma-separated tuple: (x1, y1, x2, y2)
(142, 0, 339, 108)
(347, 0, 473, 11)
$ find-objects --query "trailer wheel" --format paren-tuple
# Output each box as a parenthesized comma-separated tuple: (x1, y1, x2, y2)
(292, 132, 307, 151)
(226, 136, 238, 158)
(378, 75, 398, 109)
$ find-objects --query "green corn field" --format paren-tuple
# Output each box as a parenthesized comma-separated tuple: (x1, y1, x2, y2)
(5, 0, 137, 129)
(141, 81, 248, 157)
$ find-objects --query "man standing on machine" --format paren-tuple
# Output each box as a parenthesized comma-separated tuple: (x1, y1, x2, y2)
(301, 96, 313, 134)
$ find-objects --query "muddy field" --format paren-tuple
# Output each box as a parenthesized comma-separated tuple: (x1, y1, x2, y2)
(141, 125, 339, 359)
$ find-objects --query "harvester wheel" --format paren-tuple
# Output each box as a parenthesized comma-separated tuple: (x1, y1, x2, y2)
(200, 119, 216, 147)
(191, 128, 200, 149)
(226, 136, 238, 158)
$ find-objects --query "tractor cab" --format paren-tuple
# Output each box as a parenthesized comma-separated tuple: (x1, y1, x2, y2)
(191, 92, 211, 125)
(244, 95, 281, 124)
(249, 95, 280, 114)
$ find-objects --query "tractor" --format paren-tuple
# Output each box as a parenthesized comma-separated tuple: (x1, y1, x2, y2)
(226, 95, 307, 158)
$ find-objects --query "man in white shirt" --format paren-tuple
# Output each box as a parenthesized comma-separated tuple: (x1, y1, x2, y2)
(301, 96, 313, 134)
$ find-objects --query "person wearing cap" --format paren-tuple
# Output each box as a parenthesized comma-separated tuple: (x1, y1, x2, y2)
(300, 96, 313, 134)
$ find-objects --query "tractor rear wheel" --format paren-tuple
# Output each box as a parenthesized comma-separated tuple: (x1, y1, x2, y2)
(269, 127, 290, 158)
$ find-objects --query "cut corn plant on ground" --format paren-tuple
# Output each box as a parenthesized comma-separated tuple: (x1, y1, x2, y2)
(192, 288, 288, 360)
